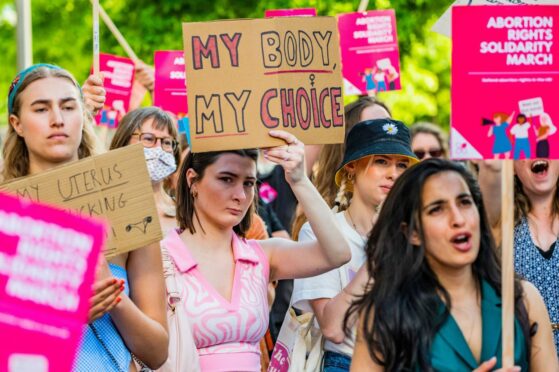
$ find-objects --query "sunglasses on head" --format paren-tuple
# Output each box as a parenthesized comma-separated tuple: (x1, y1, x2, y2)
(414, 149, 443, 159)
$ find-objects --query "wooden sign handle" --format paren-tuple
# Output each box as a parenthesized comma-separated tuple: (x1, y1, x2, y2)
(501, 159, 514, 367)
(92, 0, 100, 76)
(357, 0, 369, 12)
(93, 1, 140, 62)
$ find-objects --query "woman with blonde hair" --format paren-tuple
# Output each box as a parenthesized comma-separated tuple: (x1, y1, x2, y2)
(3, 64, 168, 371)
(291, 119, 418, 371)
(291, 96, 390, 239)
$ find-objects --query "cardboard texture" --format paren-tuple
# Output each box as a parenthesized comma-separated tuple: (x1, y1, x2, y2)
(337, 10, 401, 96)
(0, 144, 162, 257)
(451, 5, 559, 160)
(94, 53, 135, 128)
(183, 17, 345, 152)
(0, 191, 105, 372)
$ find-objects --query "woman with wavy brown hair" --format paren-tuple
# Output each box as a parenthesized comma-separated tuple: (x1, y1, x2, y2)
(480, 158, 559, 355)
(350, 159, 557, 371)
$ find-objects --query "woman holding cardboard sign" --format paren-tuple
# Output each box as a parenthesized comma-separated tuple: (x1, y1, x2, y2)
(3, 64, 168, 371)
(109, 107, 180, 234)
(162, 130, 350, 371)
(348, 159, 557, 371)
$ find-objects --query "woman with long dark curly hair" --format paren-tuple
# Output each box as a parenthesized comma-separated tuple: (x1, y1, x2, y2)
(348, 159, 557, 371)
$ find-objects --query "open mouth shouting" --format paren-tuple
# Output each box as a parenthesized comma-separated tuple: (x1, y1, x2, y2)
(530, 160, 549, 176)
(450, 232, 472, 252)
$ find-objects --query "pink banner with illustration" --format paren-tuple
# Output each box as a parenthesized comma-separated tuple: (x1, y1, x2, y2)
(264, 8, 316, 17)
(451, 5, 559, 160)
(154, 50, 188, 131)
(0, 192, 105, 372)
(337, 10, 401, 96)
(94, 53, 135, 128)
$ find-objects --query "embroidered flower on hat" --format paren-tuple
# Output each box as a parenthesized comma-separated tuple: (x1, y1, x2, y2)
(383, 123, 398, 135)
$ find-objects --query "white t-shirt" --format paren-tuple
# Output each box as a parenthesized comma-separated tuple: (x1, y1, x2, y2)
(291, 212, 367, 357)
(510, 123, 530, 138)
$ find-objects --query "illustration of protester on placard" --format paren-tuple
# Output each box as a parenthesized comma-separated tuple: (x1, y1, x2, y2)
(377, 58, 399, 90)
(534, 112, 556, 158)
(362, 67, 377, 96)
(98, 100, 127, 128)
(485, 111, 514, 159)
(374, 67, 387, 92)
(510, 113, 532, 159)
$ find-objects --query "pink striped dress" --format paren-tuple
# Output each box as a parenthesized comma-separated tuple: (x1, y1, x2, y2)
(164, 230, 270, 372)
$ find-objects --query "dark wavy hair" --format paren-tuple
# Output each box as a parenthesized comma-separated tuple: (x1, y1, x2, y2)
(176, 149, 259, 237)
(345, 159, 531, 371)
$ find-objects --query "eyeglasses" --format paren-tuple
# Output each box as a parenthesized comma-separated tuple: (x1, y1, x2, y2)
(132, 132, 177, 153)
(414, 149, 443, 159)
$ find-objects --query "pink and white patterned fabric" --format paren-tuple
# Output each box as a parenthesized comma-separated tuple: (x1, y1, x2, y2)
(164, 230, 270, 372)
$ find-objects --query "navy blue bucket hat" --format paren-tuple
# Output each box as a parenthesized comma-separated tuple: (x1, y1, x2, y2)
(335, 118, 418, 186)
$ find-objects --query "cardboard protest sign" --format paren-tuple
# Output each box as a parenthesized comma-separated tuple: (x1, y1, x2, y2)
(0, 191, 105, 372)
(451, 5, 559, 160)
(154, 50, 188, 125)
(182, 17, 344, 152)
(337, 10, 401, 96)
(94, 53, 135, 128)
(0, 144, 162, 257)
(265, 8, 317, 17)
(432, 0, 557, 38)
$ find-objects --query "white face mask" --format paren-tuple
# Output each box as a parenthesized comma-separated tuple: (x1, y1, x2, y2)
(143, 147, 177, 183)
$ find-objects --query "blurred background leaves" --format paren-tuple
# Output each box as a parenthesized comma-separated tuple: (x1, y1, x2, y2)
(0, 0, 452, 128)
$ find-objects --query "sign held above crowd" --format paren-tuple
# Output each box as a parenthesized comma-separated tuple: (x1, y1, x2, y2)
(451, 5, 559, 160)
(182, 17, 345, 152)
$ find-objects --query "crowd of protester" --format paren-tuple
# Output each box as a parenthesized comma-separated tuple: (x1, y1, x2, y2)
(2, 56, 558, 372)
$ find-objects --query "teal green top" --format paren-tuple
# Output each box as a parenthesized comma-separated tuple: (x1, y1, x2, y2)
(430, 280, 528, 371)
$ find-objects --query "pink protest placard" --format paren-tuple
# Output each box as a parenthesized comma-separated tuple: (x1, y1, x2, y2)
(0, 192, 105, 372)
(154, 50, 188, 126)
(451, 5, 559, 160)
(337, 10, 401, 96)
(265, 8, 316, 17)
(94, 53, 135, 128)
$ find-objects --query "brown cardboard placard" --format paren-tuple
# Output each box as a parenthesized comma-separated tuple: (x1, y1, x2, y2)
(183, 17, 345, 152)
(0, 144, 162, 258)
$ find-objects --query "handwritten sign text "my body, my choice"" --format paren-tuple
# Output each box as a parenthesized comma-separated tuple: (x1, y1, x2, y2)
(183, 17, 345, 152)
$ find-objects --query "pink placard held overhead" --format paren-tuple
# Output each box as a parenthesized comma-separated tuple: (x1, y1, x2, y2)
(451, 5, 559, 160)
(154, 51, 189, 134)
(337, 10, 401, 96)
(94, 53, 135, 128)
(0, 192, 106, 372)
(264, 8, 317, 17)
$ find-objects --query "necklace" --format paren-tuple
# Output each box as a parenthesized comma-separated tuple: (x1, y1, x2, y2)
(346, 209, 368, 239)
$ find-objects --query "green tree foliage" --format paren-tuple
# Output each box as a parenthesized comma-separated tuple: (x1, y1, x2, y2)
(0, 0, 452, 129)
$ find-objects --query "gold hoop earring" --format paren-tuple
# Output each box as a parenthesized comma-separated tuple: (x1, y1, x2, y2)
(347, 173, 355, 183)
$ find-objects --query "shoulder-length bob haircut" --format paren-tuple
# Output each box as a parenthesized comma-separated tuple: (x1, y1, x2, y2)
(346, 158, 531, 371)
(176, 149, 259, 237)
(109, 106, 180, 167)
